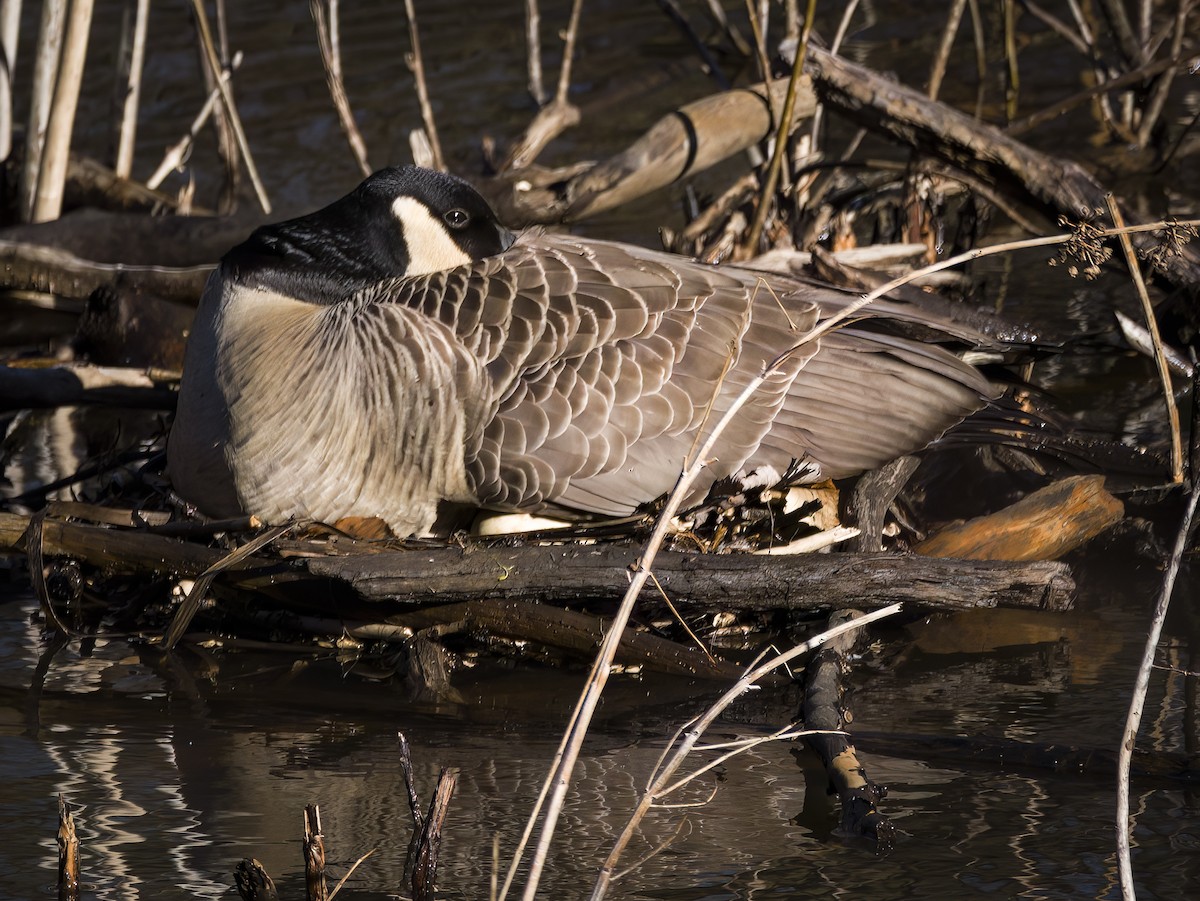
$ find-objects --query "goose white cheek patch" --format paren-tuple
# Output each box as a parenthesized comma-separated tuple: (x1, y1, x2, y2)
(392, 196, 473, 275)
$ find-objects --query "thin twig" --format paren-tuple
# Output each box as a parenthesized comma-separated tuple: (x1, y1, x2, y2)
(646, 570, 715, 665)
(1106, 195, 1183, 482)
(327, 848, 378, 901)
(1006, 54, 1185, 137)
(402, 0, 444, 171)
(1002, 0, 1020, 122)
(502, 0, 583, 170)
(1116, 485, 1198, 900)
(188, 0, 272, 213)
(113, 0, 150, 179)
(146, 51, 244, 190)
(312, 0, 371, 177)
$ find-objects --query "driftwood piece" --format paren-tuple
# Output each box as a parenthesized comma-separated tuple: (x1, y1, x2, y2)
(800, 612, 895, 849)
(0, 363, 178, 411)
(0, 238, 212, 304)
(915, 475, 1124, 561)
(307, 542, 1075, 612)
(799, 44, 1200, 297)
(485, 77, 818, 225)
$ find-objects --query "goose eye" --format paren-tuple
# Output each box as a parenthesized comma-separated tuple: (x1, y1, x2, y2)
(443, 208, 470, 229)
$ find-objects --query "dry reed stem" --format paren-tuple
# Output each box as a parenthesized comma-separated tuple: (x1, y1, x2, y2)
(1006, 54, 1186, 137)
(503, 0, 583, 170)
(741, 0, 815, 258)
(18, 0, 64, 222)
(403, 0, 445, 172)
(928, 0, 969, 100)
(805, 0, 859, 171)
(31, 0, 93, 223)
(1002, 0, 1020, 121)
(161, 523, 293, 650)
(588, 606, 901, 900)
(0, 0, 20, 162)
(524, 0, 546, 105)
(1106, 196, 1183, 482)
(327, 848, 378, 901)
(113, 0, 149, 179)
(188, 0, 272, 213)
(1134, 0, 1193, 149)
(312, 0, 371, 177)
(1116, 484, 1198, 900)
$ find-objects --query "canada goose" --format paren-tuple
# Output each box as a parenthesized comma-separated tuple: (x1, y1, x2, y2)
(168, 166, 997, 537)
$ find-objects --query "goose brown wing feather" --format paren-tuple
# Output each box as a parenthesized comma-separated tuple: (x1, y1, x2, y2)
(382, 232, 990, 518)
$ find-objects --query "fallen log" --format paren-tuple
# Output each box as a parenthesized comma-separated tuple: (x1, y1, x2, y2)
(0, 511, 1075, 612)
(305, 542, 1074, 612)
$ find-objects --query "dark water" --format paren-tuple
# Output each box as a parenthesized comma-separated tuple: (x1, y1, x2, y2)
(3, 1, 1200, 899)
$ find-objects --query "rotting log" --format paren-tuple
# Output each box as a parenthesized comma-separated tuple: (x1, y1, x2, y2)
(0, 512, 1075, 612)
(305, 542, 1075, 612)
(915, 475, 1124, 561)
(799, 45, 1200, 298)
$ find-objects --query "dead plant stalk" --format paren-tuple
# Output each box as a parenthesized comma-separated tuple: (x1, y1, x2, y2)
(1116, 484, 1199, 899)
(403, 0, 444, 172)
(1105, 196, 1183, 481)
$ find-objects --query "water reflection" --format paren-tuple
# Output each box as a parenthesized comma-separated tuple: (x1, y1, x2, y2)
(1, 585, 1199, 899)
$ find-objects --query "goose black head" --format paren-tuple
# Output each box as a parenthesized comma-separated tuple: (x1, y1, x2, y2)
(225, 166, 516, 304)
